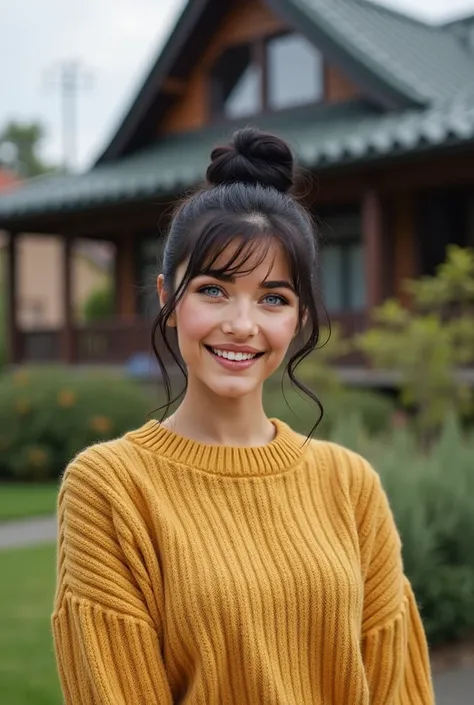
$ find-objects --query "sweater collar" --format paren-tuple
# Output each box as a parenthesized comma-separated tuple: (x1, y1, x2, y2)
(126, 418, 306, 477)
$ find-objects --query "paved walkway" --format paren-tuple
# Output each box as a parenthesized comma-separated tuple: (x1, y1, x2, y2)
(0, 515, 56, 549)
(1, 516, 474, 703)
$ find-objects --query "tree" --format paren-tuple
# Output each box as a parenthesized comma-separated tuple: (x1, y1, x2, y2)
(0, 121, 58, 179)
(356, 245, 474, 438)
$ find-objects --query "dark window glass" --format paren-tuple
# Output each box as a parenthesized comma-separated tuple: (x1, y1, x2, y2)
(211, 44, 262, 119)
(267, 34, 323, 110)
(320, 214, 366, 312)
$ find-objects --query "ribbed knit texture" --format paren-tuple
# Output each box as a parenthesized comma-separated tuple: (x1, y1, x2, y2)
(52, 418, 434, 704)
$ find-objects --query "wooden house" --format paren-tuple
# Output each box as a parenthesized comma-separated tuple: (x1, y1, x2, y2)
(1, 0, 474, 373)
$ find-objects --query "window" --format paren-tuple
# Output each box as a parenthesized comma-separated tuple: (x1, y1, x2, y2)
(320, 214, 366, 312)
(210, 32, 323, 119)
(211, 44, 262, 119)
(267, 34, 323, 110)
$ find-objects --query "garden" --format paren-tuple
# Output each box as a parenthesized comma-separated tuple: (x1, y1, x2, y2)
(1, 246, 474, 701)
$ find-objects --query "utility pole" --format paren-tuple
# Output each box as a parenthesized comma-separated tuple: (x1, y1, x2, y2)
(45, 60, 93, 172)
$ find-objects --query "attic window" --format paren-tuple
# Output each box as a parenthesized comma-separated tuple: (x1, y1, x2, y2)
(211, 44, 262, 119)
(210, 33, 323, 120)
(267, 34, 323, 110)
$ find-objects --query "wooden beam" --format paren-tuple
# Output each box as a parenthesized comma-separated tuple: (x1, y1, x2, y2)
(60, 236, 75, 363)
(393, 194, 416, 305)
(362, 188, 385, 310)
(115, 235, 136, 319)
(5, 232, 21, 364)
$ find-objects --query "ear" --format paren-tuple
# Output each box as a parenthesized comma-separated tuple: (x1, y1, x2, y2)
(295, 309, 308, 337)
(157, 274, 177, 327)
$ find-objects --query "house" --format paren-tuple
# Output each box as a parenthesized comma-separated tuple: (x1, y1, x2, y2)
(1, 0, 474, 370)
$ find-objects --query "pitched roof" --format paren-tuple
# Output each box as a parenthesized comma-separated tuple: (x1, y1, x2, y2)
(1, 0, 474, 226)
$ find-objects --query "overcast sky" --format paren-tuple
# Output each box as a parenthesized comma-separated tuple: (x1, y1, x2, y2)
(1, 0, 474, 172)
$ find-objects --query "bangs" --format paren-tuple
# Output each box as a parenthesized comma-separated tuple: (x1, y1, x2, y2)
(174, 213, 300, 297)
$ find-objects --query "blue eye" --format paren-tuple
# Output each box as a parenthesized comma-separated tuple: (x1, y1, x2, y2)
(199, 285, 223, 298)
(262, 294, 287, 306)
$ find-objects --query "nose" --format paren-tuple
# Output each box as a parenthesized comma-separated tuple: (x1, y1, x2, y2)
(221, 301, 258, 338)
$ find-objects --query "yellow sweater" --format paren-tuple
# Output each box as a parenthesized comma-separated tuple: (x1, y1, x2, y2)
(52, 418, 434, 704)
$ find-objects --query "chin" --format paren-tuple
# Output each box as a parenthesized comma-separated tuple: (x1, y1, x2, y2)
(205, 377, 261, 400)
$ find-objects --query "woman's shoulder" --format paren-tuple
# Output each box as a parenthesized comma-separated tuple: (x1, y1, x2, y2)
(60, 422, 156, 500)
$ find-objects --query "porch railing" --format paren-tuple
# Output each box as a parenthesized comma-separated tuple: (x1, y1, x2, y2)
(18, 310, 368, 365)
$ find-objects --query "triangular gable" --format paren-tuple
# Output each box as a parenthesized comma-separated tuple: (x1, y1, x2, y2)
(97, 0, 425, 165)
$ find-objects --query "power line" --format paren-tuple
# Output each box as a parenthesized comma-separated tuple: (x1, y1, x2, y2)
(45, 60, 93, 172)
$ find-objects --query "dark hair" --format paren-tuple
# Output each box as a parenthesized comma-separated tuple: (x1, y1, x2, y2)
(152, 127, 323, 433)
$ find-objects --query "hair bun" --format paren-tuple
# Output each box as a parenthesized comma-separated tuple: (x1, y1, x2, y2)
(206, 127, 294, 194)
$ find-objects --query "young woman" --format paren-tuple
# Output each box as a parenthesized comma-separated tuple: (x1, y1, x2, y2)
(52, 128, 434, 704)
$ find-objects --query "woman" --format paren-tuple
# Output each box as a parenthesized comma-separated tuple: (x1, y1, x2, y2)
(52, 128, 434, 704)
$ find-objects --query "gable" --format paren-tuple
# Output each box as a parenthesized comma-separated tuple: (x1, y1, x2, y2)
(158, 0, 362, 136)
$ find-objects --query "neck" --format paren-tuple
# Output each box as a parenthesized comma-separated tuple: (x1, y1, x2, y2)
(165, 378, 274, 447)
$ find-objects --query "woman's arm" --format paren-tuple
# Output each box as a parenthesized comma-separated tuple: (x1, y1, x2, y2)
(351, 455, 434, 704)
(52, 447, 173, 705)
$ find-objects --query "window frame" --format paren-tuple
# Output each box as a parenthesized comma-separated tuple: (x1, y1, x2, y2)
(208, 31, 325, 122)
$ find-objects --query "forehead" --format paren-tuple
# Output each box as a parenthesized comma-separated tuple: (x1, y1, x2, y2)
(208, 237, 291, 279)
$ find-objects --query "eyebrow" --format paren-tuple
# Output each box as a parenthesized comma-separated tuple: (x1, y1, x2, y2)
(202, 271, 295, 292)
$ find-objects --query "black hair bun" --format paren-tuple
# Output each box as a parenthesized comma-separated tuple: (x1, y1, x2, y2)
(206, 127, 294, 194)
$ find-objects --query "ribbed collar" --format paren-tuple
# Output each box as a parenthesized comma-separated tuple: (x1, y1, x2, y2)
(126, 418, 306, 477)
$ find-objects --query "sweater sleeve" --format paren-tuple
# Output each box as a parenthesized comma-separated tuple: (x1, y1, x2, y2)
(350, 454, 434, 704)
(51, 446, 173, 705)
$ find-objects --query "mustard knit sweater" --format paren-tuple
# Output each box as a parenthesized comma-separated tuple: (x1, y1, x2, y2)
(52, 419, 434, 704)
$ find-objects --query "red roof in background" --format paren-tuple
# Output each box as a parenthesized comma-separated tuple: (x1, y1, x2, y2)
(0, 169, 21, 191)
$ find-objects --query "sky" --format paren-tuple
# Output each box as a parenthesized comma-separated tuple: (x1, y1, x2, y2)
(1, 0, 474, 172)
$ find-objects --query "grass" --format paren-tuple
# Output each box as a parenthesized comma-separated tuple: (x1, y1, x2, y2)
(0, 543, 61, 705)
(0, 483, 58, 522)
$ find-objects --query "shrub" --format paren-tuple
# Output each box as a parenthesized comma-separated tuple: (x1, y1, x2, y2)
(331, 414, 474, 646)
(82, 284, 114, 322)
(263, 381, 395, 438)
(0, 366, 151, 481)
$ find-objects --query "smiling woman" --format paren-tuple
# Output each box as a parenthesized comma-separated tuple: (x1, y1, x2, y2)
(52, 127, 434, 705)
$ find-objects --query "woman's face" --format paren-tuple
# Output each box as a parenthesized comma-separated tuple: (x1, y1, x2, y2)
(159, 239, 300, 400)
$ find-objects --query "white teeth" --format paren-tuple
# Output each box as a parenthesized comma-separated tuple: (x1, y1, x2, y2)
(212, 349, 257, 361)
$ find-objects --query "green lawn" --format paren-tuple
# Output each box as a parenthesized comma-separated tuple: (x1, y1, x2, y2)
(0, 543, 61, 705)
(0, 483, 58, 522)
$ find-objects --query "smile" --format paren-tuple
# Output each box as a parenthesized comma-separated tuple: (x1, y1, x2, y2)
(204, 345, 265, 367)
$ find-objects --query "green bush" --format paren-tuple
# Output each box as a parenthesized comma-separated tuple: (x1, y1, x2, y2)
(263, 382, 395, 438)
(0, 366, 151, 481)
(82, 284, 114, 322)
(332, 414, 474, 646)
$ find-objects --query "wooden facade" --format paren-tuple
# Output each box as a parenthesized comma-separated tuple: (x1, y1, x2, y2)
(2, 0, 474, 371)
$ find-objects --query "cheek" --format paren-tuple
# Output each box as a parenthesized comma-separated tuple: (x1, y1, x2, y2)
(175, 297, 216, 343)
(267, 311, 299, 350)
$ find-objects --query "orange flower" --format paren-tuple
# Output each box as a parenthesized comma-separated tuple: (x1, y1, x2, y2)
(27, 447, 48, 467)
(89, 416, 113, 434)
(15, 398, 31, 415)
(13, 370, 29, 387)
(57, 389, 76, 408)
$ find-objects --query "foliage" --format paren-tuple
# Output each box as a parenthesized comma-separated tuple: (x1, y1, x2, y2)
(333, 413, 474, 646)
(0, 545, 61, 705)
(0, 366, 151, 481)
(357, 246, 474, 437)
(0, 251, 6, 370)
(264, 381, 395, 438)
(0, 121, 58, 179)
(82, 283, 114, 322)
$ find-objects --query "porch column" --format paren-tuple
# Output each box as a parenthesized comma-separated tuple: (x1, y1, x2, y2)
(6, 231, 21, 364)
(115, 235, 136, 319)
(60, 235, 75, 363)
(393, 194, 416, 305)
(362, 188, 385, 310)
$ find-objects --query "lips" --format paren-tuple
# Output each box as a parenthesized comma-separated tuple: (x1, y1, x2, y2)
(204, 345, 265, 363)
